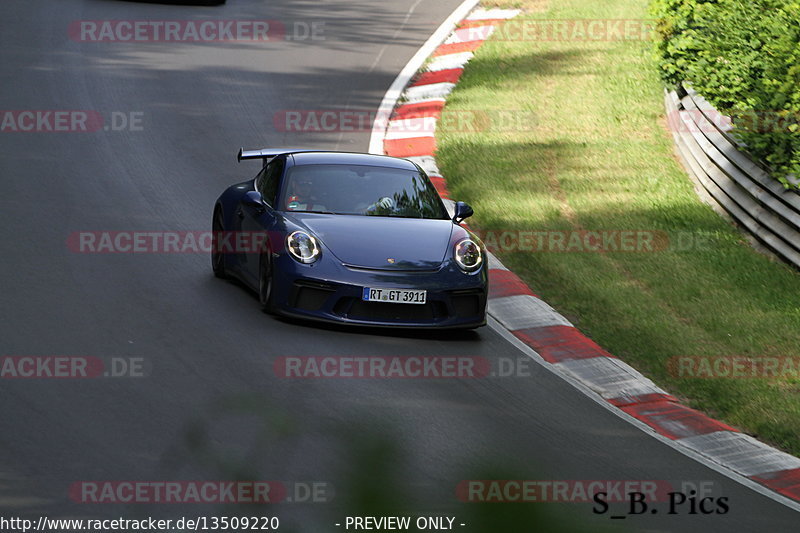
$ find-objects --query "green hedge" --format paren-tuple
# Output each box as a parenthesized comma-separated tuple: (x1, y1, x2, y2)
(651, 0, 800, 189)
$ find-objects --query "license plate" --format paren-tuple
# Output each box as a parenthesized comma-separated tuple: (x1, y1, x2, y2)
(362, 288, 427, 305)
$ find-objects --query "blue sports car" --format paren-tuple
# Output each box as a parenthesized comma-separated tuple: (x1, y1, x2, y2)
(212, 149, 487, 329)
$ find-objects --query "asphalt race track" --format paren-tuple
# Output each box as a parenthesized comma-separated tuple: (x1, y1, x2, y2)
(1, 1, 798, 531)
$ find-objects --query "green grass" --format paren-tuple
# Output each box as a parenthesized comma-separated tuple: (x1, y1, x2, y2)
(481, 0, 549, 11)
(438, 0, 800, 454)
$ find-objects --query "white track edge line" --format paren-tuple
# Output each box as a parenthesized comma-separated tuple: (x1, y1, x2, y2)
(368, 0, 481, 155)
(487, 315, 800, 513)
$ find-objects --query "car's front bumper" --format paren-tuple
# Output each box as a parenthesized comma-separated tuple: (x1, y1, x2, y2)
(270, 255, 487, 329)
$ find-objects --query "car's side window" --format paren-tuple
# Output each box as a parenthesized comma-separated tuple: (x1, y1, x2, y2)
(258, 158, 284, 207)
(254, 167, 268, 197)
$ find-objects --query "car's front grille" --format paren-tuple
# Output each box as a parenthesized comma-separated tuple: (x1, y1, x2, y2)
(343, 299, 439, 322)
(319, 289, 483, 324)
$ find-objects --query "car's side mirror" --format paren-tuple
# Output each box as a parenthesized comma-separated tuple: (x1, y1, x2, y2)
(243, 190, 266, 209)
(453, 201, 474, 224)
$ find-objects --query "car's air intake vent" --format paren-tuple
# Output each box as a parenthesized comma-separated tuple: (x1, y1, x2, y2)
(290, 280, 335, 311)
(450, 288, 485, 318)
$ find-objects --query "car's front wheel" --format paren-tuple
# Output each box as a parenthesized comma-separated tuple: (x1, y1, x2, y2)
(211, 208, 227, 279)
(258, 253, 275, 313)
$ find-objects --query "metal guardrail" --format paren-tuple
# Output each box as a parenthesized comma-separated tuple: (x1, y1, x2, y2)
(664, 84, 800, 269)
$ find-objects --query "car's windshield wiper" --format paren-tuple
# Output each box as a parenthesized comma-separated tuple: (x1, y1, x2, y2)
(364, 213, 425, 219)
(288, 210, 340, 215)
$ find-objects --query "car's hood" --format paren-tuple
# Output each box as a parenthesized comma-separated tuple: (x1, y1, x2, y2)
(284, 213, 454, 271)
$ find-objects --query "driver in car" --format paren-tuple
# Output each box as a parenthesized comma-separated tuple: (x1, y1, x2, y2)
(365, 196, 395, 214)
(286, 176, 326, 212)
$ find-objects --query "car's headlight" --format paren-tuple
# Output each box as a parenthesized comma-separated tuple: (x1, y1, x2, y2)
(287, 231, 321, 264)
(454, 238, 482, 272)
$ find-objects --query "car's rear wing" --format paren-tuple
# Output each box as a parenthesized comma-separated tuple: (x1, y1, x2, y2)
(237, 148, 315, 166)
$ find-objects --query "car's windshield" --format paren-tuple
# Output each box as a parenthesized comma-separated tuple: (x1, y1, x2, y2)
(279, 164, 448, 219)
